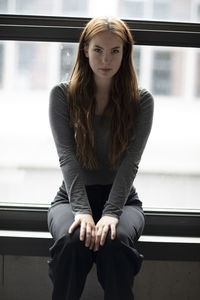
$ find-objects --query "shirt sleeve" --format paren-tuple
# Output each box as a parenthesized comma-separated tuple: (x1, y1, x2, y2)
(49, 84, 92, 215)
(102, 89, 154, 219)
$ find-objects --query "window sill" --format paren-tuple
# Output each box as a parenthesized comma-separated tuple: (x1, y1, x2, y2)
(0, 230, 200, 261)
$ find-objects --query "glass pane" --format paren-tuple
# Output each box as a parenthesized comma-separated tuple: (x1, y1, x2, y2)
(152, 0, 171, 20)
(0, 0, 8, 12)
(0, 0, 199, 23)
(15, 0, 52, 15)
(152, 51, 172, 95)
(198, 3, 200, 21)
(0, 43, 4, 88)
(60, 44, 78, 82)
(0, 41, 200, 212)
(135, 46, 200, 211)
(196, 53, 200, 98)
(16, 42, 51, 89)
(119, 0, 145, 19)
(62, 0, 89, 16)
(133, 46, 141, 79)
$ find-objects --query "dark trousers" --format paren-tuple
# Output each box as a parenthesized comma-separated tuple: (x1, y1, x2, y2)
(47, 185, 145, 300)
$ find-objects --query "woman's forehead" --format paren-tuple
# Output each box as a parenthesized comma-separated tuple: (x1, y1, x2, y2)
(89, 31, 123, 48)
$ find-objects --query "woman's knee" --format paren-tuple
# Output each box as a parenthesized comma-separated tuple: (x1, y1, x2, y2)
(68, 228, 82, 245)
(49, 216, 82, 246)
(116, 226, 138, 246)
(58, 227, 82, 247)
(47, 204, 75, 240)
(97, 229, 131, 253)
(49, 228, 84, 260)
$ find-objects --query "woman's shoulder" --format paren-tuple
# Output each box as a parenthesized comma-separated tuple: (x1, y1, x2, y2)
(50, 81, 69, 96)
(138, 87, 154, 111)
(50, 82, 70, 106)
(139, 88, 154, 102)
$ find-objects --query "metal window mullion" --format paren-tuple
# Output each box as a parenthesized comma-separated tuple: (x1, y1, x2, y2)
(0, 15, 200, 47)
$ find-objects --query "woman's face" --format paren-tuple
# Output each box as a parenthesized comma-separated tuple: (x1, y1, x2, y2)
(84, 31, 123, 83)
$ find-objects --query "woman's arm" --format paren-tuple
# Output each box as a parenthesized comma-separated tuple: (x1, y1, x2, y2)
(49, 84, 97, 248)
(93, 89, 154, 251)
(49, 84, 92, 216)
(102, 89, 154, 218)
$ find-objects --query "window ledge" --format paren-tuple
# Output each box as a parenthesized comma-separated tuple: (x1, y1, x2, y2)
(0, 230, 199, 261)
(0, 230, 200, 244)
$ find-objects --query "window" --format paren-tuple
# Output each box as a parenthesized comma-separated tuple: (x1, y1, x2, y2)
(1, 0, 89, 17)
(60, 44, 78, 82)
(118, 0, 198, 22)
(1, 0, 199, 22)
(119, 0, 145, 19)
(62, 0, 89, 17)
(0, 41, 77, 207)
(0, 7, 199, 255)
(153, 0, 192, 22)
(198, 3, 200, 21)
(0, 38, 200, 212)
(0, 0, 7, 12)
(133, 47, 141, 80)
(153, 0, 170, 20)
(0, 44, 4, 88)
(15, 0, 52, 15)
(16, 42, 49, 89)
(134, 46, 200, 211)
(196, 53, 200, 98)
(0, 3, 200, 216)
(152, 51, 172, 95)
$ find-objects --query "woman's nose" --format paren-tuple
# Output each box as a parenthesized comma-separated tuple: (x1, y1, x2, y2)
(102, 53, 111, 64)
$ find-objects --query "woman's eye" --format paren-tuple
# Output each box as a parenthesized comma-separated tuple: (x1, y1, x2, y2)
(94, 48, 102, 53)
(112, 49, 120, 54)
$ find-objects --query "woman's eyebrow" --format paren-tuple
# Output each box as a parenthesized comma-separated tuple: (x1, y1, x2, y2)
(93, 45, 121, 49)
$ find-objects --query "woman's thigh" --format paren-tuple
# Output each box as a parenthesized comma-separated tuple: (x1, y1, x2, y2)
(116, 206, 145, 245)
(48, 203, 74, 241)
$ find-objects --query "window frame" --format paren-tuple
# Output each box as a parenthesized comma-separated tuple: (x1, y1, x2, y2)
(0, 14, 200, 247)
(0, 14, 200, 47)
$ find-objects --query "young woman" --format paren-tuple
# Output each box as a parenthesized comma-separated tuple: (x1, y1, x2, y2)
(48, 16, 154, 300)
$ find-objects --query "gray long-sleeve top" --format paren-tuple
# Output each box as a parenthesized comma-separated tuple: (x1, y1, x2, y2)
(49, 83, 154, 219)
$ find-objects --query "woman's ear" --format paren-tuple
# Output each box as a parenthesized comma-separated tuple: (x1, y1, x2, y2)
(84, 44, 89, 58)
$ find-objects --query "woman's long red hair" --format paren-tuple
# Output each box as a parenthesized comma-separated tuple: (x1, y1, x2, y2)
(67, 17, 140, 169)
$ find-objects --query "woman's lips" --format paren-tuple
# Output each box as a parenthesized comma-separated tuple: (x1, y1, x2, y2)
(100, 68, 111, 72)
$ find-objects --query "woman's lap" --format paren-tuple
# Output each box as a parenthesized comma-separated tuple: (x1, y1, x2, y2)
(48, 201, 145, 245)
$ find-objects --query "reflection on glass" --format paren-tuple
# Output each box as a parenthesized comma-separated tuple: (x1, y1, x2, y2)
(0, 41, 200, 211)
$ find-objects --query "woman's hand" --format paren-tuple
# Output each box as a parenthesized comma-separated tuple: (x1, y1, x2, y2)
(68, 214, 96, 249)
(94, 216, 119, 251)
